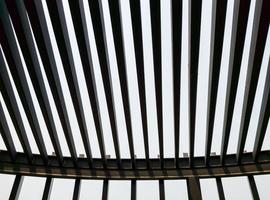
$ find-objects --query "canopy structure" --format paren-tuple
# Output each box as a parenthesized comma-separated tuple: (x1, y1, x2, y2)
(0, 0, 269, 199)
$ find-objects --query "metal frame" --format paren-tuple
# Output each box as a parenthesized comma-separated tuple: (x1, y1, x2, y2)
(172, 0, 182, 168)
(69, 0, 108, 167)
(220, 0, 251, 164)
(150, 0, 163, 167)
(0, 0, 48, 163)
(73, 178, 81, 200)
(7, 0, 64, 165)
(45, 0, 93, 167)
(9, 175, 24, 200)
(189, 0, 202, 167)
(0, 0, 269, 198)
(131, 180, 136, 200)
(32, 0, 78, 164)
(216, 177, 225, 200)
(205, 0, 228, 165)
(42, 177, 53, 200)
(88, 0, 122, 166)
(248, 175, 260, 200)
(0, 150, 270, 180)
(129, 0, 150, 167)
(187, 177, 202, 200)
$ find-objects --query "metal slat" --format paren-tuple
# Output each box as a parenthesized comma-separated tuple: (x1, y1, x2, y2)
(254, 94, 270, 160)
(0, 0, 48, 163)
(237, 0, 270, 162)
(25, 0, 78, 164)
(0, 99, 16, 160)
(189, 0, 202, 166)
(23, 0, 72, 162)
(102, 180, 109, 200)
(149, 0, 163, 167)
(88, 0, 121, 165)
(6, 0, 64, 165)
(220, 0, 251, 164)
(236, 0, 263, 163)
(248, 175, 260, 200)
(0, 46, 32, 162)
(68, 0, 107, 167)
(9, 175, 24, 200)
(42, 177, 53, 200)
(73, 179, 81, 200)
(0, 1, 268, 198)
(172, 0, 182, 167)
(216, 177, 225, 200)
(253, 33, 270, 160)
(108, 0, 136, 167)
(159, 180, 165, 200)
(131, 180, 136, 200)
(129, 0, 150, 166)
(205, 0, 228, 165)
(187, 177, 202, 200)
(45, 0, 93, 166)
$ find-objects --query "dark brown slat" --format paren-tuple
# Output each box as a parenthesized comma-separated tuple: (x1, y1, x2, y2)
(0, 23, 33, 162)
(187, 177, 202, 200)
(0, 0, 48, 162)
(102, 180, 109, 200)
(205, 0, 228, 165)
(248, 175, 260, 200)
(42, 177, 53, 200)
(189, 0, 202, 166)
(45, 0, 93, 166)
(88, 0, 122, 165)
(172, 0, 182, 167)
(253, 49, 270, 160)
(131, 180, 136, 200)
(216, 177, 225, 200)
(6, 0, 64, 164)
(108, 0, 136, 167)
(68, 0, 107, 167)
(9, 175, 24, 200)
(220, 0, 251, 164)
(237, 0, 270, 162)
(150, 0, 163, 167)
(24, 0, 78, 164)
(73, 178, 81, 200)
(159, 180, 165, 200)
(0, 100, 16, 160)
(129, 0, 150, 166)
(0, 75, 32, 162)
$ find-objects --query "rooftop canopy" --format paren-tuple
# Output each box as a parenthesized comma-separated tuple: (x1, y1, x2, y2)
(0, 0, 269, 199)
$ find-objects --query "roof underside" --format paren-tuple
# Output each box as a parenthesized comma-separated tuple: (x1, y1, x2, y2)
(0, 0, 269, 199)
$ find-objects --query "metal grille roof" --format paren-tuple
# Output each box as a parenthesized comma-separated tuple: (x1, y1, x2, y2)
(0, 0, 269, 199)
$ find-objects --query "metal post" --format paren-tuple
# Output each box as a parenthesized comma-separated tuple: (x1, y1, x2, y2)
(9, 175, 24, 200)
(102, 180, 109, 200)
(216, 177, 225, 200)
(187, 177, 202, 200)
(73, 179, 81, 200)
(248, 176, 260, 200)
(42, 177, 53, 200)
(159, 180, 165, 200)
(131, 180, 136, 200)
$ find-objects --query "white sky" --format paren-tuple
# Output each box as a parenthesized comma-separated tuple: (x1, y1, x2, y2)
(0, 0, 270, 199)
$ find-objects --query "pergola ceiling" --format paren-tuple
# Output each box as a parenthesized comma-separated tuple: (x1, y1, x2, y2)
(0, 0, 269, 199)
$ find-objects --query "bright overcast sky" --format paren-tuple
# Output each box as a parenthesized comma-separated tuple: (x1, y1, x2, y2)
(0, 0, 270, 199)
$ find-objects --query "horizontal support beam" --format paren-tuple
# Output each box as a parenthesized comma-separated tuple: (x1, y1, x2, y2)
(0, 151, 269, 179)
